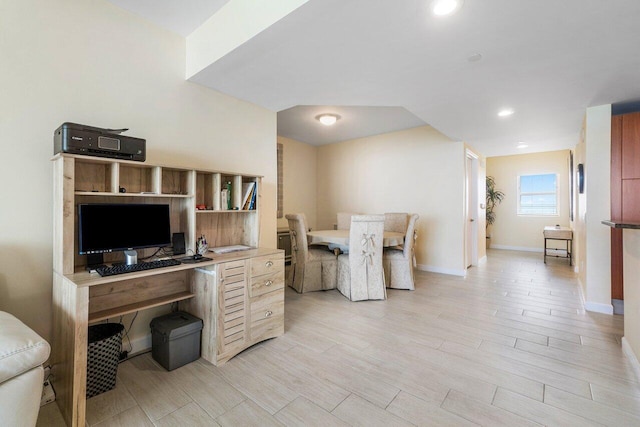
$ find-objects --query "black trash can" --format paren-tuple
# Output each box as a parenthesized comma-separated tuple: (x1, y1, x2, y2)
(86, 323, 124, 398)
(150, 311, 202, 371)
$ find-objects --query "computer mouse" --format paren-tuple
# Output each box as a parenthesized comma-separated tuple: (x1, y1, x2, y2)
(193, 253, 203, 260)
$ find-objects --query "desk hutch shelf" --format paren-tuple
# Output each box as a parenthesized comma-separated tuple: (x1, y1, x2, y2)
(51, 154, 283, 427)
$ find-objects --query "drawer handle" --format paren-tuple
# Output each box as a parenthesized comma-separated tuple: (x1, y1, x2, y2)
(265, 280, 273, 287)
(265, 310, 273, 318)
(265, 260, 273, 268)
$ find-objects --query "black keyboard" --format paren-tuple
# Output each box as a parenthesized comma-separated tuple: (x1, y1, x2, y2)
(95, 258, 182, 277)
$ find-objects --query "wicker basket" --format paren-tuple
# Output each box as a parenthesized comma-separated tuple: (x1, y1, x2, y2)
(86, 323, 124, 398)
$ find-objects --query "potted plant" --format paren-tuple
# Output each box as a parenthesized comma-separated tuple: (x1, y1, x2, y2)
(486, 175, 505, 248)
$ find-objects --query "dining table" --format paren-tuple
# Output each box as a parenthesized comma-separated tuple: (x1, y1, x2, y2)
(307, 229, 405, 247)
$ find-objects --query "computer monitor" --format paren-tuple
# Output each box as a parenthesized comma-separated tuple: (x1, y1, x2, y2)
(78, 203, 171, 265)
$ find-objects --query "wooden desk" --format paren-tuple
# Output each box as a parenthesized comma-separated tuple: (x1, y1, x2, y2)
(52, 248, 283, 427)
(307, 229, 405, 247)
(543, 226, 573, 264)
(51, 154, 280, 426)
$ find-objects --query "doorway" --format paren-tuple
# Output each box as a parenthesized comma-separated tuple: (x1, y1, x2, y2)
(465, 150, 479, 269)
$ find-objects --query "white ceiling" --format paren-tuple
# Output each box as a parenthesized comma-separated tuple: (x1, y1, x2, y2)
(107, 0, 640, 156)
(278, 106, 426, 146)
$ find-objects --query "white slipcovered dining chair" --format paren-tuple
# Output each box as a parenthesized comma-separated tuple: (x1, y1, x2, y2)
(285, 213, 338, 292)
(337, 215, 386, 301)
(384, 212, 409, 234)
(384, 212, 409, 249)
(383, 213, 419, 290)
(330, 212, 359, 254)
(336, 212, 359, 230)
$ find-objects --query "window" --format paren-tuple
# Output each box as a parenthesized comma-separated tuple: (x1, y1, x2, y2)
(518, 173, 558, 216)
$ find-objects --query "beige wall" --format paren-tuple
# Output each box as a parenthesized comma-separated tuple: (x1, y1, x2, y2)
(578, 105, 612, 313)
(0, 0, 277, 344)
(486, 150, 572, 251)
(575, 120, 587, 293)
(316, 126, 468, 275)
(276, 136, 318, 230)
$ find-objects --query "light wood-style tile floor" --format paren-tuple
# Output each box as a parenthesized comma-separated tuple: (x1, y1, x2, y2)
(38, 250, 640, 426)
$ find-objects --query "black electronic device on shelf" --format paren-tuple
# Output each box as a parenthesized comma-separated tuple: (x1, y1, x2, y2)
(54, 122, 146, 161)
(78, 203, 171, 270)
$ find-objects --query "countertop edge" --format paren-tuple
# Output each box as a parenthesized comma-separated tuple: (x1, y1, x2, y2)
(602, 220, 640, 229)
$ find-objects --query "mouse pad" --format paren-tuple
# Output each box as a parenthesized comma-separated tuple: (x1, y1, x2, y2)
(178, 256, 212, 263)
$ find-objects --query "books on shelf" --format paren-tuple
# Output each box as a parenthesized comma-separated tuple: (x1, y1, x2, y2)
(248, 185, 257, 210)
(241, 182, 254, 210)
(242, 182, 257, 210)
(217, 182, 256, 211)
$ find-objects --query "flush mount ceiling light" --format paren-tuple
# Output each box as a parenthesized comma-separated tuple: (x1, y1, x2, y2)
(431, 0, 463, 16)
(498, 109, 514, 117)
(316, 114, 340, 126)
(516, 142, 528, 149)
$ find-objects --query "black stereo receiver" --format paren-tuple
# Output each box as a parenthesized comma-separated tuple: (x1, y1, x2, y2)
(54, 122, 146, 162)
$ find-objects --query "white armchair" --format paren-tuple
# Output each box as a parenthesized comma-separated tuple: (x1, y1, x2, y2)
(0, 311, 50, 427)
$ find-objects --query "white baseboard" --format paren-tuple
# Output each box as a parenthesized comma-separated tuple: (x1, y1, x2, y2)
(576, 278, 613, 315)
(489, 244, 543, 253)
(584, 301, 614, 315)
(622, 337, 640, 382)
(416, 264, 466, 277)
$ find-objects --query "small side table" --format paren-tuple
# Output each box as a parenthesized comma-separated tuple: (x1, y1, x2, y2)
(543, 226, 573, 264)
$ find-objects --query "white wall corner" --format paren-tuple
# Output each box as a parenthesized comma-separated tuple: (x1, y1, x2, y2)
(186, 0, 309, 78)
(583, 301, 614, 315)
(578, 269, 612, 315)
(622, 337, 640, 382)
(478, 255, 487, 264)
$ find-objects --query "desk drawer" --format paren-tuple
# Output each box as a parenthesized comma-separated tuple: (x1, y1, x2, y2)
(250, 270, 284, 298)
(250, 290, 284, 342)
(250, 291, 284, 325)
(251, 253, 284, 277)
(544, 229, 572, 239)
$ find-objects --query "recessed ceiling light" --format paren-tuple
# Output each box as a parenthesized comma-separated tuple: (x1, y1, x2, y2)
(316, 114, 340, 126)
(431, 0, 463, 16)
(498, 109, 514, 117)
(516, 143, 528, 149)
